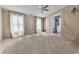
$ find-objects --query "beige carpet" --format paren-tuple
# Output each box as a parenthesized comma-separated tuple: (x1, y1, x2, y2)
(0, 33, 79, 54)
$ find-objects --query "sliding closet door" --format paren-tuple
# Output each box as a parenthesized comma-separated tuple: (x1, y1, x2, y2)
(10, 13, 24, 38)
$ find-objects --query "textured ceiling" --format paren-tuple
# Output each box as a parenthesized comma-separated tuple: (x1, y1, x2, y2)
(0, 5, 66, 17)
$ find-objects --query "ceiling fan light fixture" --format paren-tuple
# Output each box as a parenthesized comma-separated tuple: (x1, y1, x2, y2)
(39, 5, 49, 13)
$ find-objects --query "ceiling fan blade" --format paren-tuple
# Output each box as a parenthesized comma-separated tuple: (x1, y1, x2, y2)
(44, 5, 49, 8)
(44, 9, 49, 11)
(39, 5, 49, 13)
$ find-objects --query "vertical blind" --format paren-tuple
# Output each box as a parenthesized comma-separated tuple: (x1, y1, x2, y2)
(10, 13, 24, 38)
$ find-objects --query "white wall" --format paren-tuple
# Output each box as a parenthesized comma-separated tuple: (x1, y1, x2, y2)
(0, 8, 2, 41)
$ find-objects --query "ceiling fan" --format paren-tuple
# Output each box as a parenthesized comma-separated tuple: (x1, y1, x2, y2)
(39, 5, 49, 13)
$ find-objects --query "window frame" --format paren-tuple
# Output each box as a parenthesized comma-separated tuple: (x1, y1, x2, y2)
(10, 12, 24, 38)
(36, 17, 42, 33)
(51, 13, 61, 36)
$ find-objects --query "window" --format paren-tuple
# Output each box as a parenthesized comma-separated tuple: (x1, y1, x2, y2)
(36, 17, 42, 33)
(51, 14, 61, 35)
(10, 13, 24, 38)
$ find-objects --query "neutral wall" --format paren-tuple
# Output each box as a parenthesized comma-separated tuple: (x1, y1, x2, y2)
(24, 15, 36, 35)
(41, 18, 44, 32)
(2, 10, 11, 39)
(0, 8, 2, 41)
(45, 5, 79, 40)
(45, 16, 52, 33)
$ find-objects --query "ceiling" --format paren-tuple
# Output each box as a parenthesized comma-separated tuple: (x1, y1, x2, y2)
(0, 5, 66, 17)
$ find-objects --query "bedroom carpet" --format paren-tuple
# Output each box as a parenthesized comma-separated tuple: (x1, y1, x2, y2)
(0, 33, 79, 54)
